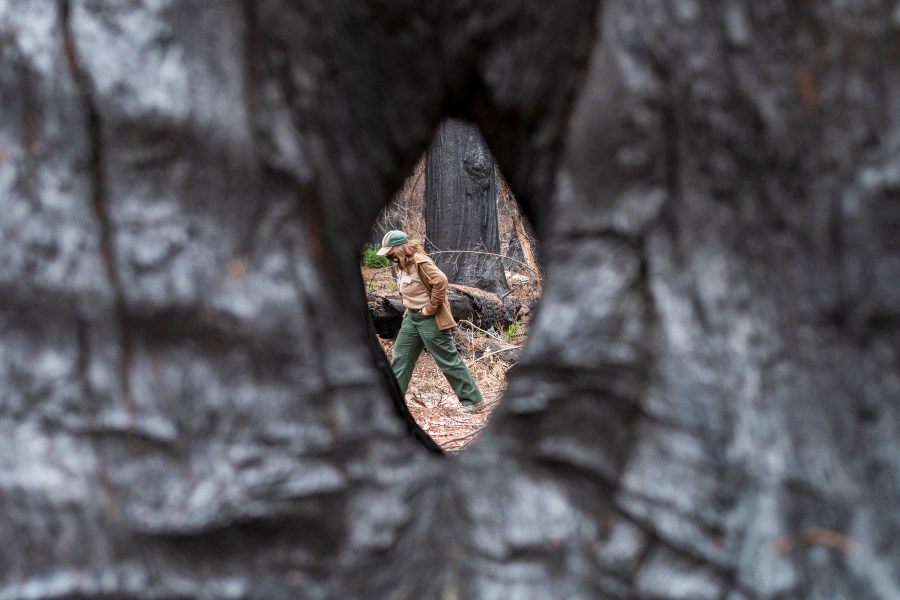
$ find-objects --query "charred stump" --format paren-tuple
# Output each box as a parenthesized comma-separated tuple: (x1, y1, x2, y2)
(424, 118, 509, 294)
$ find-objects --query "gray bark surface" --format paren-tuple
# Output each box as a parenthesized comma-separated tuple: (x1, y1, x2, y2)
(1, 1, 898, 599)
(425, 118, 509, 294)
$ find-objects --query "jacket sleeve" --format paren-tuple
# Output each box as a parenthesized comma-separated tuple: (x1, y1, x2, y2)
(418, 259, 448, 311)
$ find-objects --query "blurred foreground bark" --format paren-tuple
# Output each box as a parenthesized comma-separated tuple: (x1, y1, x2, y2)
(0, 1, 898, 599)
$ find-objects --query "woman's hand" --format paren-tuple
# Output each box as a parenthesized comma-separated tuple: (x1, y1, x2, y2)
(420, 305, 435, 317)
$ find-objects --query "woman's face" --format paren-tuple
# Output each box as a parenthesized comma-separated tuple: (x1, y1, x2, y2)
(387, 248, 400, 264)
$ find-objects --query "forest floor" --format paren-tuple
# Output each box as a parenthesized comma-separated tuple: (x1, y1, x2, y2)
(362, 265, 538, 452)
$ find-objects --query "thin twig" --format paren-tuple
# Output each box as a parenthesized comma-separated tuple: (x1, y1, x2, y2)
(427, 249, 540, 277)
(433, 429, 483, 445)
(459, 319, 502, 339)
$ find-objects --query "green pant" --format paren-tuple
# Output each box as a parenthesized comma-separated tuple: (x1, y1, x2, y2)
(391, 313, 483, 406)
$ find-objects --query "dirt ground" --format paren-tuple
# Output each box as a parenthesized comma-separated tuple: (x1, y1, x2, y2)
(363, 265, 537, 452)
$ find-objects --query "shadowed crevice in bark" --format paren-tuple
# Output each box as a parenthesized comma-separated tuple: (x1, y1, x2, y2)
(235, 0, 271, 264)
(75, 317, 96, 415)
(60, 0, 135, 410)
(597, 504, 763, 600)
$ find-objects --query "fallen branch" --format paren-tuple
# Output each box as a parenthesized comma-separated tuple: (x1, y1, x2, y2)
(370, 289, 521, 339)
(458, 319, 502, 339)
(473, 345, 524, 363)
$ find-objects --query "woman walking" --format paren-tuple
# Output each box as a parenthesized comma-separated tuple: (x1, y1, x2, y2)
(376, 230, 484, 409)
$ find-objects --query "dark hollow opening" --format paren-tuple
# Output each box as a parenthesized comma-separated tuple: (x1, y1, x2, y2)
(363, 117, 542, 453)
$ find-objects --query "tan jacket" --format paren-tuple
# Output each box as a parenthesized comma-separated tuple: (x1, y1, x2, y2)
(404, 253, 456, 330)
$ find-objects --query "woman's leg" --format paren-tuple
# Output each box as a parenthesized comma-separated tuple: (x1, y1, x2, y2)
(391, 315, 425, 396)
(418, 317, 483, 406)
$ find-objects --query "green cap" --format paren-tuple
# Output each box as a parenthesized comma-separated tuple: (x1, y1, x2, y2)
(376, 230, 409, 255)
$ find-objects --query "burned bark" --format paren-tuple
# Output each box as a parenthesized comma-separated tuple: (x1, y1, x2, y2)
(1, 1, 899, 600)
(425, 118, 509, 294)
(497, 169, 542, 284)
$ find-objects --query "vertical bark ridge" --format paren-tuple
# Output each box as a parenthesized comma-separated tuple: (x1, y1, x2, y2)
(59, 0, 134, 412)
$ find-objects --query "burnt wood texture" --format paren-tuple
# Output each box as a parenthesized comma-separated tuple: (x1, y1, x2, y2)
(425, 117, 509, 294)
(0, 1, 898, 599)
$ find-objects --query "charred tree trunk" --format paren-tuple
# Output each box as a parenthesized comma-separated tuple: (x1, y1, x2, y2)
(424, 118, 509, 294)
(497, 169, 542, 284)
(1, 1, 898, 600)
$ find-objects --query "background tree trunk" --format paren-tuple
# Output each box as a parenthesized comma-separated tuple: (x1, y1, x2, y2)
(497, 168, 542, 286)
(1, 1, 898, 599)
(425, 117, 509, 294)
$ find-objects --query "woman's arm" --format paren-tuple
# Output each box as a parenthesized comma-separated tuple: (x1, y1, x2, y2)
(418, 259, 448, 315)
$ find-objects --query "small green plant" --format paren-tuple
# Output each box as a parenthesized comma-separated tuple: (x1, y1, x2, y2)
(362, 244, 390, 268)
(503, 321, 522, 341)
